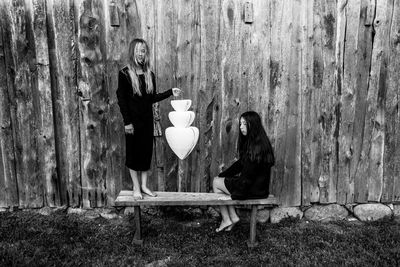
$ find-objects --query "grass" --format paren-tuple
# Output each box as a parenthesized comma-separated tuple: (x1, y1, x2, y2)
(0, 208, 399, 266)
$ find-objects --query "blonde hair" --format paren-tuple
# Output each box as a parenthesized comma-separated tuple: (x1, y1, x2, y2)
(127, 39, 153, 96)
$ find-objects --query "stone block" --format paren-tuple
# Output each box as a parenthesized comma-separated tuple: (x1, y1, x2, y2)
(393, 204, 400, 218)
(353, 203, 392, 222)
(124, 207, 135, 216)
(256, 209, 270, 223)
(67, 208, 86, 215)
(304, 204, 348, 222)
(270, 207, 303, 224)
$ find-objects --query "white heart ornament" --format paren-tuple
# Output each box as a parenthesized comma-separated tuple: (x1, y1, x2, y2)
(171, 99, 192, 112)
(165, 127, 199, 160)
(168, 111, 195, 128)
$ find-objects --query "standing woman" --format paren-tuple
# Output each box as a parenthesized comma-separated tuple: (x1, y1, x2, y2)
(213, 111, 275, 232)
(117, 38, 181, 199)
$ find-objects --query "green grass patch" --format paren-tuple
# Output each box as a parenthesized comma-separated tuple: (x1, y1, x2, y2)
(0, 210, 399, 266)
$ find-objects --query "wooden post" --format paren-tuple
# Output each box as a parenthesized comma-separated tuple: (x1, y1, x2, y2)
(247, 205, 259, 248)
(133, 206, 143, 246)
(178, 159, 184, 192)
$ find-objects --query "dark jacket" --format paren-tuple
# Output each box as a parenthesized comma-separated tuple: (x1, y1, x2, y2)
(116, 67, 172, 129)
(218, 158, 272, 200)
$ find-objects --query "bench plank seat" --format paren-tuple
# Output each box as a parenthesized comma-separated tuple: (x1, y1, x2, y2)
(114, 190, 278, 206)
(114, 190, 278, 248)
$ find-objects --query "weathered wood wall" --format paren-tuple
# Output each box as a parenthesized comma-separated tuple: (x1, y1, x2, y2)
(0, 0, 399, 208)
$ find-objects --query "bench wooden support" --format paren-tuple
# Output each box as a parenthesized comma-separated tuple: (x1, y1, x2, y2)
(247, 205, 259, 248)
(115, 191, 278, 248)
(133, 206, 143, 245)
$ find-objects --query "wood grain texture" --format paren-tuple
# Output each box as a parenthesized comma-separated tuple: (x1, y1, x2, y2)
(316, 0, 338, 204)
(76, 0, 108, 207)
(337, 0, 360, 204)
(301, 0, 316, 206)
(104, 0, 127, 206)
(351, 0, 374, 203)
(198, 0, 222, 192)
(269, 0, 284, 202)
(0, 2, 18, 208)
(46, 0, 81, 207)
(155, 0, 178, 192)
(5, 0, 43, 208)
(31, 0, 59, 207)
(383, 0, 400, 203)
(358, 0, 391, 202)
(115, 190, 278, 206)
(219, 0, 246, 185)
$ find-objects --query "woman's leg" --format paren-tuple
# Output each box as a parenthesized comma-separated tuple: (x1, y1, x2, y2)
(129, 169, 142, 199)
(225, 206, 240, 231)
(140, 170, 157, 197)
(213, 177, 233, 232)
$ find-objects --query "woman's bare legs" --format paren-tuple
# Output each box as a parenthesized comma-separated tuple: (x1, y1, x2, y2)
(129, 169, 143, 199)
(213, 177, 240, 232)
(225, 206, 240, 231)
(140, 170, 157, 197)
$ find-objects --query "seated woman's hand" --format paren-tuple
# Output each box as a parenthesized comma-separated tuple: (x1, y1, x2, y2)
(125, 124, 134, 135)
(172, 88, 182, 97)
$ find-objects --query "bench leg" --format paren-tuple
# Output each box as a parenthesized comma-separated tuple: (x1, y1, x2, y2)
(247, 205, 259, 248)
(133, 206, 143, 246)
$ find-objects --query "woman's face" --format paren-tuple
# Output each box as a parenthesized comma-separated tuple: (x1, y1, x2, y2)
(239, 117, 248, 136)
(135, 43, 147, 64)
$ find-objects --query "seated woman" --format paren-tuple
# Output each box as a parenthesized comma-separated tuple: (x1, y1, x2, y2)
(213, 111, 275, 232)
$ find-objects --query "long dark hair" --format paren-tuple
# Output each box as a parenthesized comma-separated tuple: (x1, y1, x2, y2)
(237, 111, 274, 165)
(127, 38, 153, 96)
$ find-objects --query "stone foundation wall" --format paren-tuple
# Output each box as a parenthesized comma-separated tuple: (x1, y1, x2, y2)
(1, 203, 399, 225)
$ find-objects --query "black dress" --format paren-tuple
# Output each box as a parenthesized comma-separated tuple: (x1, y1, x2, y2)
(116, 67, 172, 171)
(218, 158, 273, 200)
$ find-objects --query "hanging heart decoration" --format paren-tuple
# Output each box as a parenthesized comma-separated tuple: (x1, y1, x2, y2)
(165, 127, 199, 159)
(165, 99, 199, 160)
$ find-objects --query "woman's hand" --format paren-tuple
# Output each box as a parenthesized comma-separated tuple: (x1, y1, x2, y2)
(125, 124, 134, 135)
(172, 88, 182, 97)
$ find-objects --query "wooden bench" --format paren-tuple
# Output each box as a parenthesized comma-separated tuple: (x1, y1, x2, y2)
(114, 190, 278, 248)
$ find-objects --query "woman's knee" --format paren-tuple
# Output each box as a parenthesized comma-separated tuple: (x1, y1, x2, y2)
(212, 177, 222, 192)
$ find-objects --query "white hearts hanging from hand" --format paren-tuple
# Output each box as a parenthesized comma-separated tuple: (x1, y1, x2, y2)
(165, 127, 199, 160)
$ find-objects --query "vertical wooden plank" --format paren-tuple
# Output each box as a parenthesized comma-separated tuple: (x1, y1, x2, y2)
(243, 0, 272, 195)
(301, 0, 316, 206)
(383, 0, 400, 203)
(219, 0, 245, 176)
(46, 0, 81, 207)
(275, 0, 302, 207)
(155, 0, 178, 192)
(174, 0, 201, 192)
(287, 0, 302, 207)
(0, 4, 19, 208)
(337, 0, 360, 204)
(351, 0, 375, 203)
(355, 0, 391, 202)
(269, 0, 284, 201)
(135, 0, 164, 192)
(3, 0, 43, 208)
(30, 0, 59, 207)
(76, 0, 108, 207)
(317, 0, 338, 204)
(198, 0, 222, 192)
(104, 0, 127, 205)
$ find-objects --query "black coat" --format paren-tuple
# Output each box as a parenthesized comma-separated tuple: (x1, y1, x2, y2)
(116, 67, 172, 171)
(218, 158, 272, 200)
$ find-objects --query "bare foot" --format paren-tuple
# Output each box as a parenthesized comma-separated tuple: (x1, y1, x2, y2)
(216, 220, 232, 233)
(133, 191, 143, 200)
(225, 217, 240, 231)
(141, 187, 157, 197)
